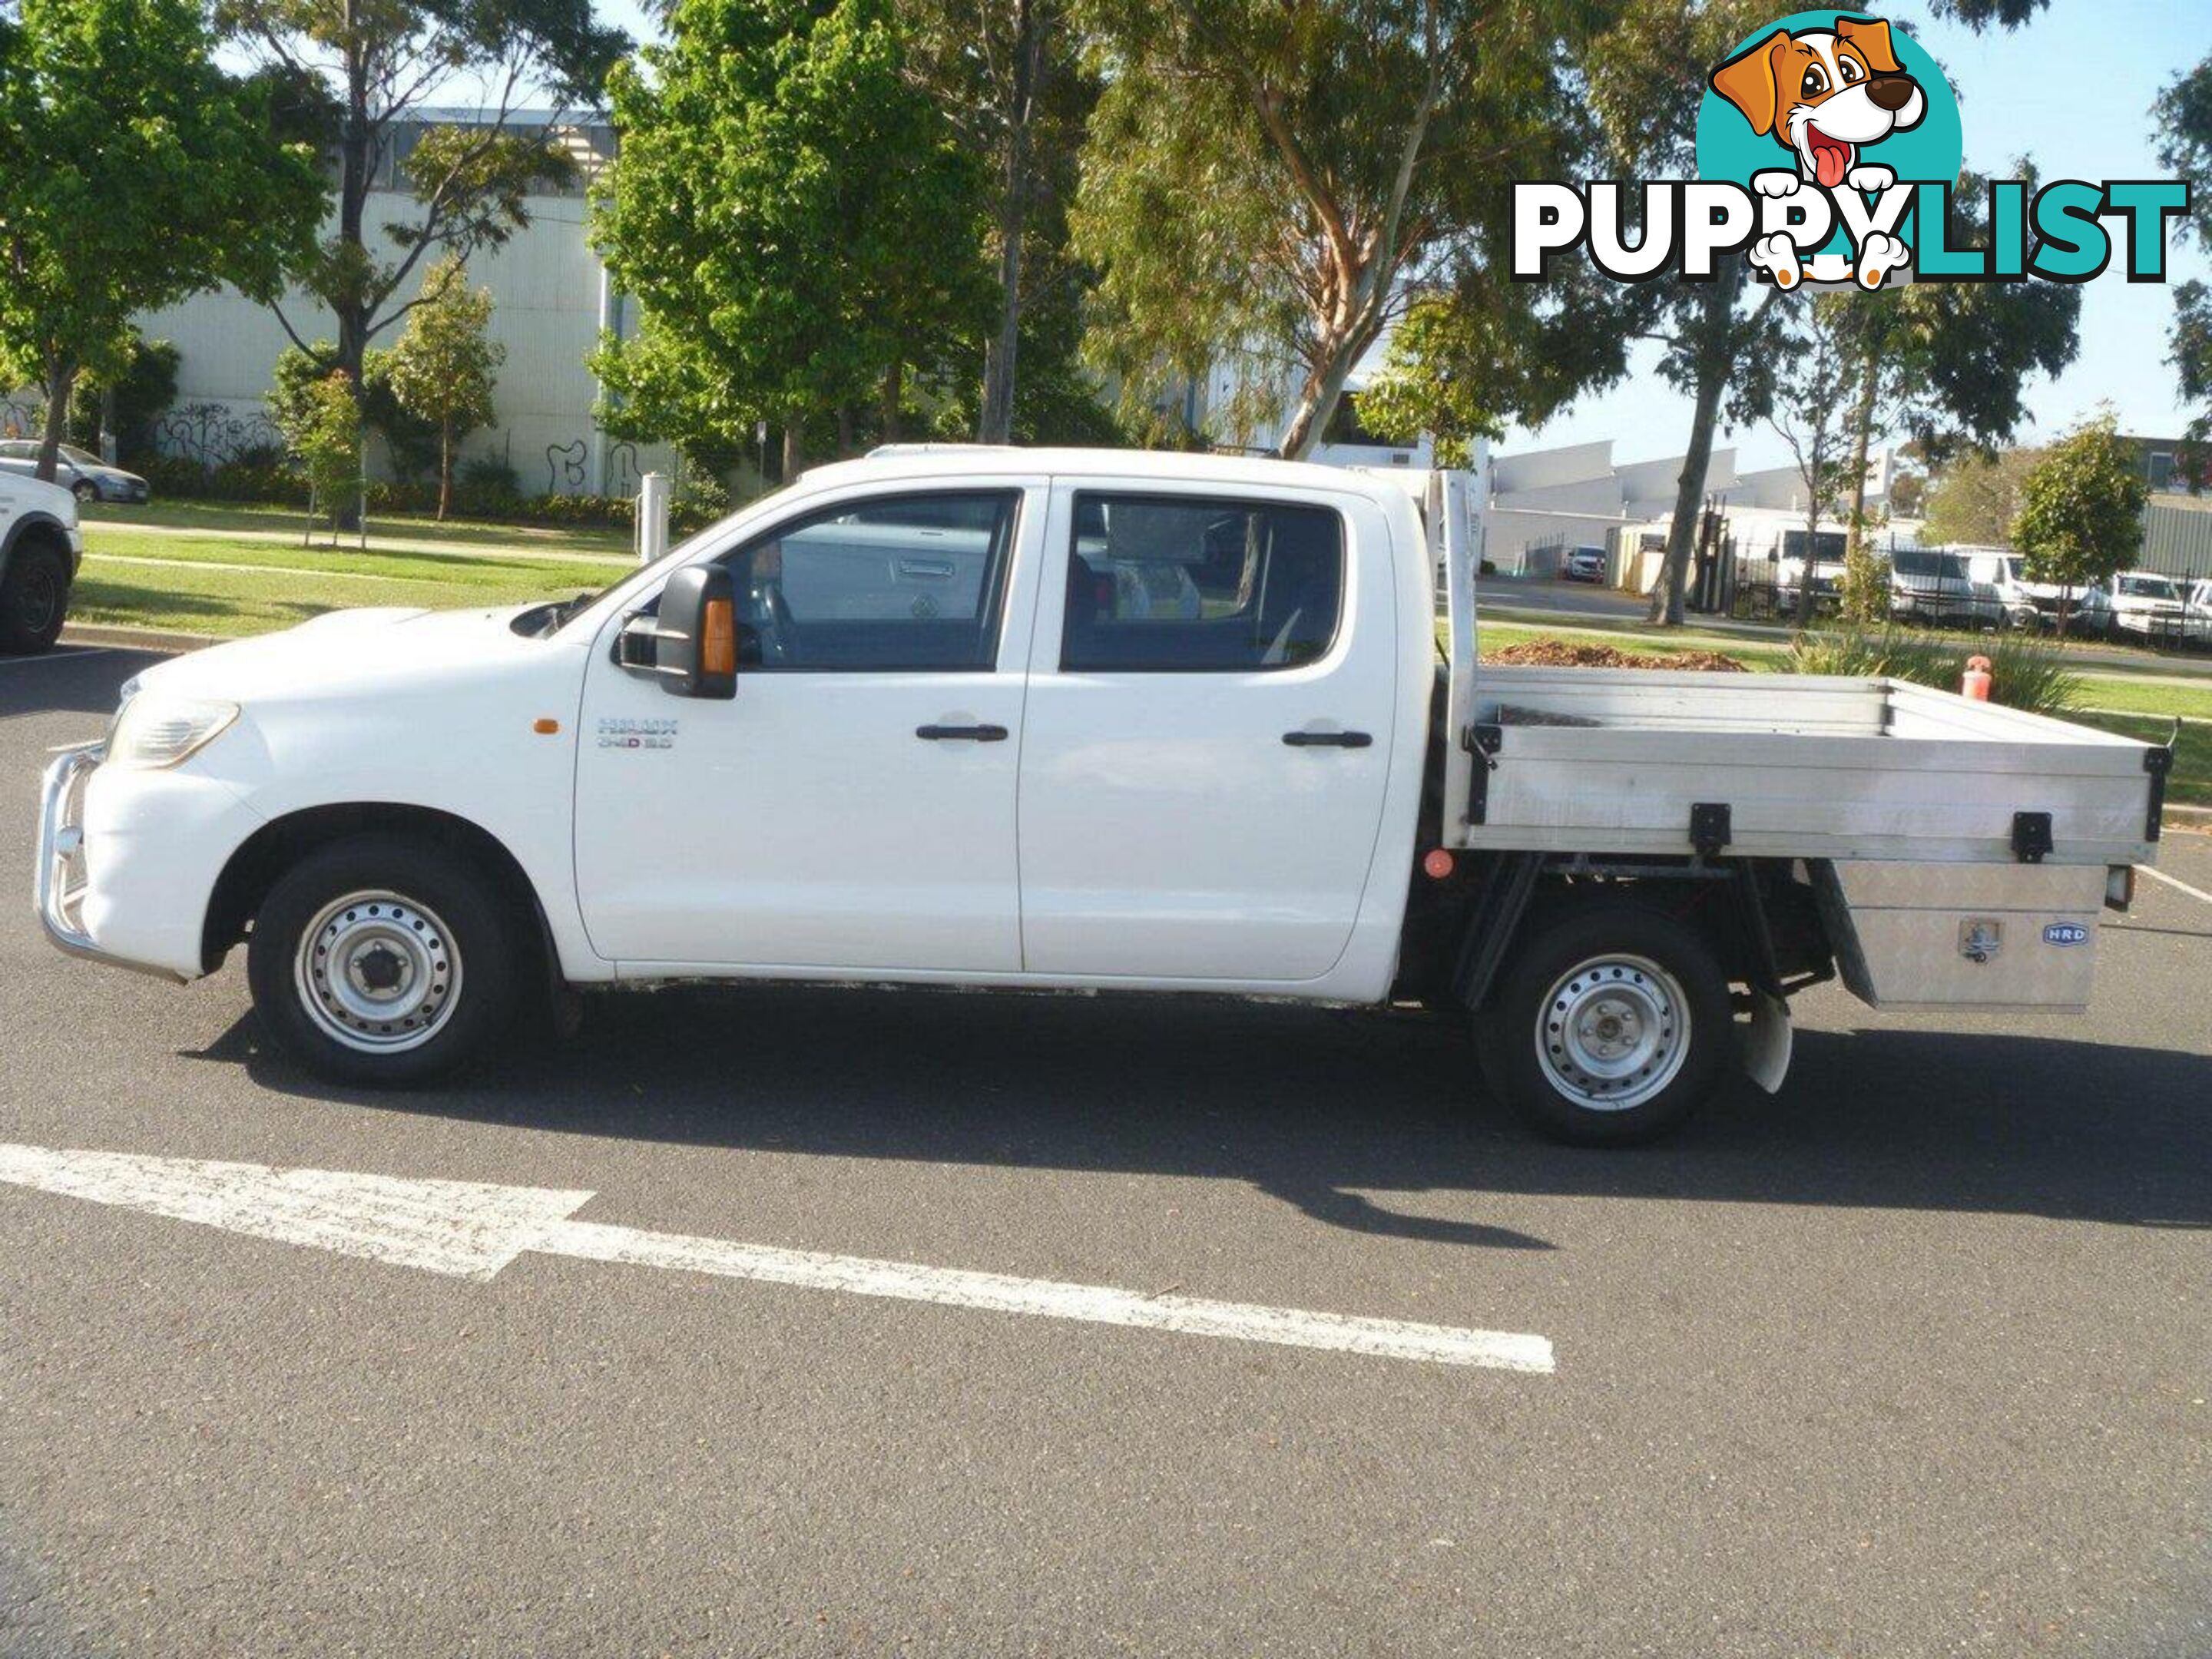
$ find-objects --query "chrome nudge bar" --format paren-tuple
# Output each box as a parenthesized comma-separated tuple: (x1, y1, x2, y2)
(35, 741, 183, 980)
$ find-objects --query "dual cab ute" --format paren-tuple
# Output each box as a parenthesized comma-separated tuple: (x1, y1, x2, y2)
(37, 449, 2174, 1142)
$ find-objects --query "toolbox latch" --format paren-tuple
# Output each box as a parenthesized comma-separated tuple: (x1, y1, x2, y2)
(2011, 810, 2054, 863)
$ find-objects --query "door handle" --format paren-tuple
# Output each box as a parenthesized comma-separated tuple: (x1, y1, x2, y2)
(1283, 730, 1373, 748)
(916, 724, 1009, 742)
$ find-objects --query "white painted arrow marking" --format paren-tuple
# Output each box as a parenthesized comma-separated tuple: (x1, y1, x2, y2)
(0, 1143, 1554, 1374)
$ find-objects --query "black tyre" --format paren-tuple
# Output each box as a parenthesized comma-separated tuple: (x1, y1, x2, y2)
(0, 541, 69, 654)
(71, 479, 98, 504)
(1475, 901, 1734, 1147)
(247, 834, 525, 1086)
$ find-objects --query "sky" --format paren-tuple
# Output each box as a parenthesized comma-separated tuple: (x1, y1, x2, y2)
(1505, 0, 2212, 473)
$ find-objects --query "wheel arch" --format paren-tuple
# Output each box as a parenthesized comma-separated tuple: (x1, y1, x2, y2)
(1, 512, 78, 582)
(1445, 854, 1834, 1012)
(203, 802, 558, 989)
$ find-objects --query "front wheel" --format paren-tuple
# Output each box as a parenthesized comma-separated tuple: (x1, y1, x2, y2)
(0, 542, 69, 654)
(1475, 902, 1735, 1146)
(247, 835, 525, 1086)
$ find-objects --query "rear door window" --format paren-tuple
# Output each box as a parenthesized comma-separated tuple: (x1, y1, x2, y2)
(1061, 495, 1344, 672)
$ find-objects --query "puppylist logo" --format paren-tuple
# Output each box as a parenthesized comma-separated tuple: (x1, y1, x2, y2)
(1514, 10, 2190, 291)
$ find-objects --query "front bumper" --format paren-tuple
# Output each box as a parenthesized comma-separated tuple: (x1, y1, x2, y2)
(35, 742, 258, 981)
(35, 742, 180, 978)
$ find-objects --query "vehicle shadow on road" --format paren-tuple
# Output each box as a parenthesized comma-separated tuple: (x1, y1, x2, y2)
(200, 982, 2212, 1245)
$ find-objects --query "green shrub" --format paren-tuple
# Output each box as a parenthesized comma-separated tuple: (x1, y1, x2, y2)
(1786, 624, 2082, 716)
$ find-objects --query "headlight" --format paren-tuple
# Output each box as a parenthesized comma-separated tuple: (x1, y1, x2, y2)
(107, 696, 240, 769)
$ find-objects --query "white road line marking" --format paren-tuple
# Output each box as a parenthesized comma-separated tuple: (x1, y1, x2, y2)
(0, 1143, 591, 1280)
(0, 1144, 1555, 1374)
(2137, 863, 2212, 908)
(0, 646, 97, 666)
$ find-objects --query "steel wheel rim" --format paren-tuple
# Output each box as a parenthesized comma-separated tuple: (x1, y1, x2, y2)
(1534, 952, 1690, 1113)
(293, 889, 462, 1054)
(15, 565, 57, 634)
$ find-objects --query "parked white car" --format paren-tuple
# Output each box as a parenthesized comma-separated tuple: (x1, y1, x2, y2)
(2182, 578, 2212, 646)
(0, 467, 84, 653)
(1959, 548, 2114, 635)
(2104, 571, 2191, 644)
(36, 449, 2173, 1144)
(1886, 548, 2004, 629)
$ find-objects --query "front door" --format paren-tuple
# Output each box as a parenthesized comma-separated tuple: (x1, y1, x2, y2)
(1015, 483, 1400, 982)
(574, 486, 1038, 972)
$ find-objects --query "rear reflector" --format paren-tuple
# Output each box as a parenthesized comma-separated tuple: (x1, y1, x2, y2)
(1422, 849, 1455, 880)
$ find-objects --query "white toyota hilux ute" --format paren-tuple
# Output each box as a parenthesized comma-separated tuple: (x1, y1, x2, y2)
(0, 468, 84, 654)
(36, 448, 2176, 1144)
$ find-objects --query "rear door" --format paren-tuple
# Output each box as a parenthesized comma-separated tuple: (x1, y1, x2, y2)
(1015, 482, 1399, 982)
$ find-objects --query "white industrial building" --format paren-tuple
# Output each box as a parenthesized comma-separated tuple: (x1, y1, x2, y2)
(0, 113, 676, 498)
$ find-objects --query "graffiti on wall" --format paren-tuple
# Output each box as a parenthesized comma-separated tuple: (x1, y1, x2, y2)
(156, 402, 286, 471)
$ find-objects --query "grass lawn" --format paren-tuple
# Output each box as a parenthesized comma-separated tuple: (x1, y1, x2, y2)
(72, 531, 632, 637)
(2071, 711, 2211, 806)
(84, 498, 635, 558)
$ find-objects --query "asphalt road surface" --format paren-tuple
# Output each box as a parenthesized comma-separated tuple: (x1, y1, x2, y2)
(3, 646, 2207, 1658)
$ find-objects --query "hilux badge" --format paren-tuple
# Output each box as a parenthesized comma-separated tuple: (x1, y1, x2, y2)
(597, 717, 677, 751)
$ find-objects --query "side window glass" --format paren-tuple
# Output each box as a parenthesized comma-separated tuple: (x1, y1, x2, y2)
(716, 491, 1018, 671)
(1061, 495, 1343, 672)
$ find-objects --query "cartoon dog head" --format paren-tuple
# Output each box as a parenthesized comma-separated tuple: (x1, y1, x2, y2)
(1710, 16, 1926, 190)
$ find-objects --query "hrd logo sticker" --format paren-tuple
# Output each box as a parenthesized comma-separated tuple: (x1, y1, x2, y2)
(1512, 11, 2190, 290)
(2042, 922, 2091, 946)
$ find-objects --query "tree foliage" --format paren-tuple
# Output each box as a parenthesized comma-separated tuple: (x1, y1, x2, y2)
(902, 0, 1097, 442)
(282, 369, 363, 537)
(2154, 55, 2212, 487)
(0, 0, 323, 477)
(591, 0, 994, 471)
(2012, 412, 2147, 615)
(382, 257, 504, 519)
(1921, 445, 2044, 547)
(1070, 0, 1610, 459)
(1767, 296, 1859, 627)
(219, 0, 627, 396)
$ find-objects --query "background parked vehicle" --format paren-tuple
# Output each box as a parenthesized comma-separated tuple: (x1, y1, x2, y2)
(0, 440, 151, 505)
(1886, 548, 2005, 629)
(2104, 571, 2190, 644)
(1562, 545, 1607, 584)
(0, 469, 84, 653)
(1773, 530, 1848, 616)
(1959, 548, 2113, 635)
(2185, 578, 2212, 646)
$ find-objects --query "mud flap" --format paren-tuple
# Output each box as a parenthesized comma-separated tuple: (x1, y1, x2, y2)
(1743, 990, 1793, 1095)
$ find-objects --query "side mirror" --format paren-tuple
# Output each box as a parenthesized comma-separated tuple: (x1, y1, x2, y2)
(621, 565, 737, 699)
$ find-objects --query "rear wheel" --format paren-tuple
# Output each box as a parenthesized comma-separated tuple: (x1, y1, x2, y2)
(247, 835, 524, 1086)
(0, 541, 69, 654)
(71, 478, 98, 504)
(1476, 901, 1734, 1146)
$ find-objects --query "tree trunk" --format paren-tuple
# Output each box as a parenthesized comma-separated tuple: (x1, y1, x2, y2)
(1277, 320, 1378, 461)
(35, 350, 74, 485)
(781, 422, 803, 480)
(437, 416, 453, 521)
(881, 361, 903, 443)
(978, 0, 1038, 445)
(1843, 353, 1878, 559)
(1796, 501, 1821, 630)
(1649, 359, 1725, 626)
(835, 405, 854, 457)
(1648, 270, 1741, 625)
